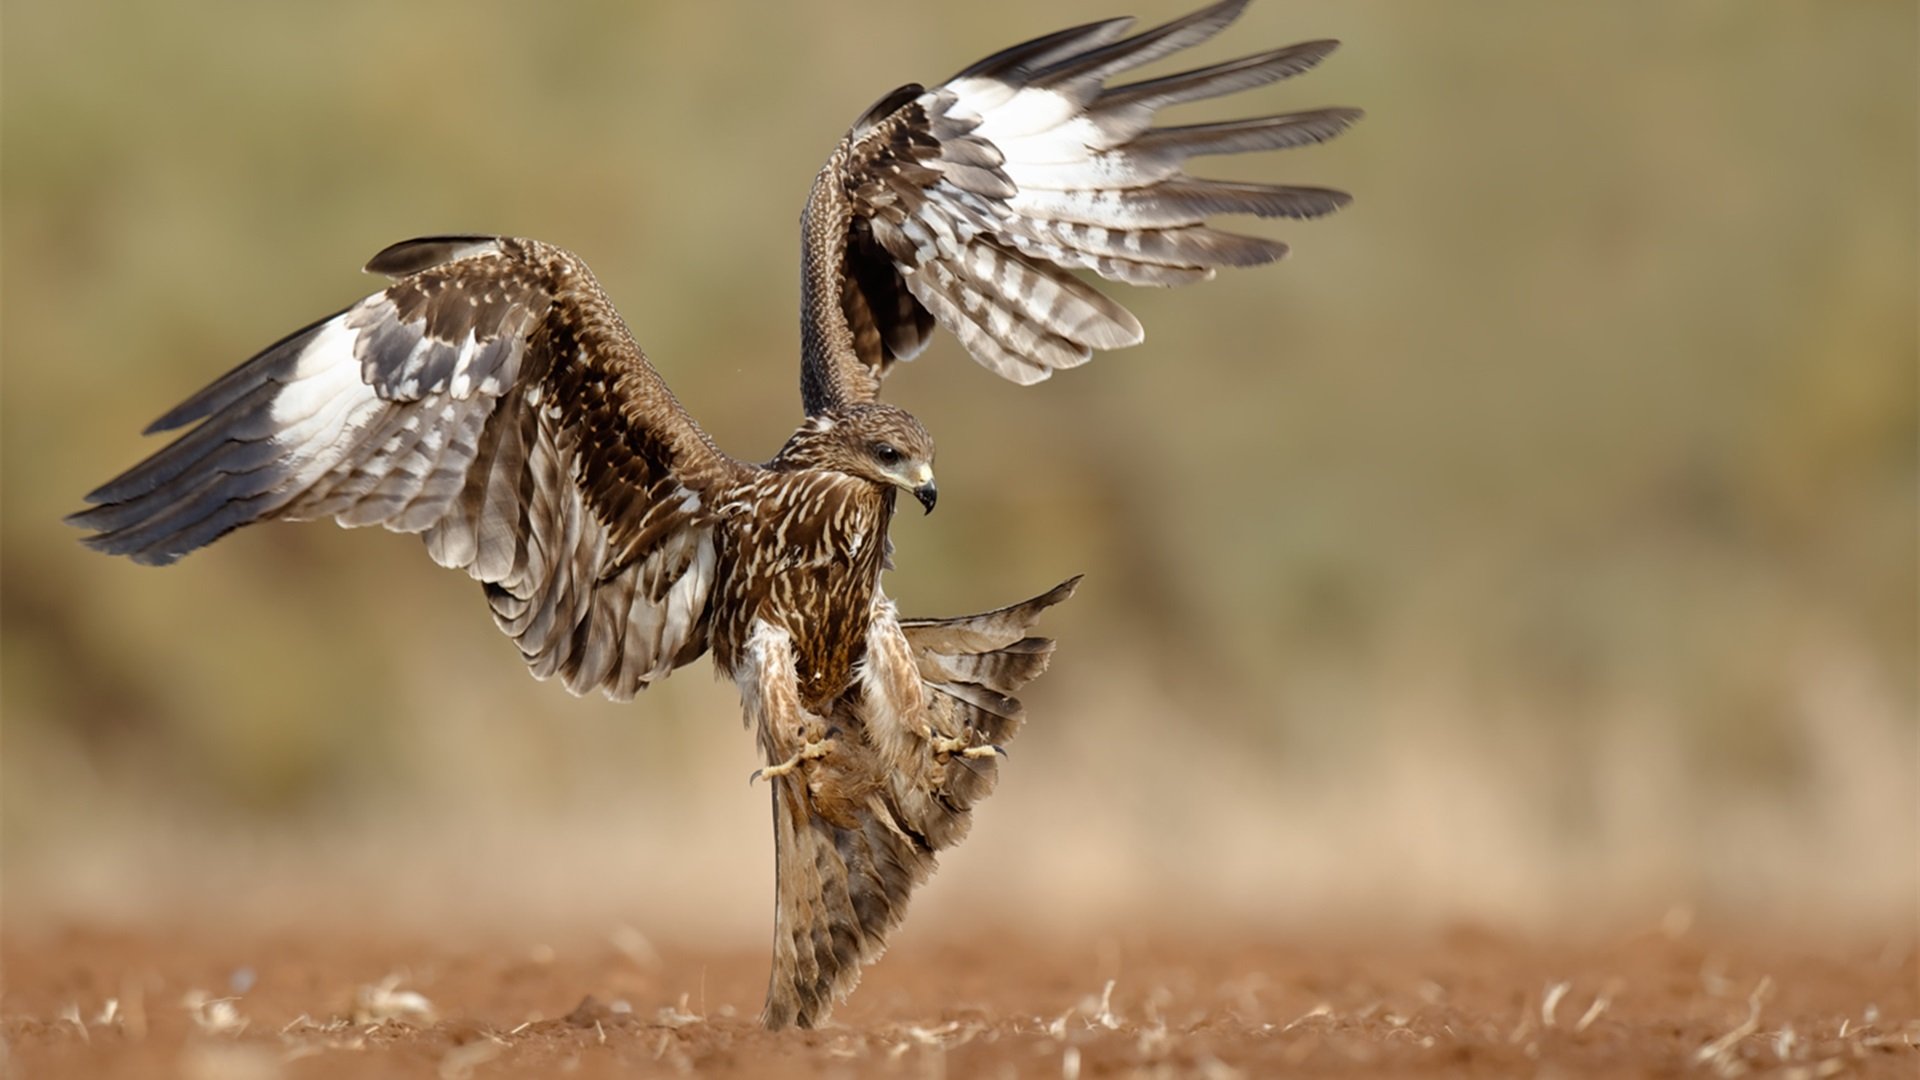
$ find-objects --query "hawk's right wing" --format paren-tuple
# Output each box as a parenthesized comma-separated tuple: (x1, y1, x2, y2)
(798, 0, 1360, 411)
(70, 236, 745, 700)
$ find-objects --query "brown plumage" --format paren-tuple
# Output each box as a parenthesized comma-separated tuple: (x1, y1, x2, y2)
(69, 0, 1355, 1028)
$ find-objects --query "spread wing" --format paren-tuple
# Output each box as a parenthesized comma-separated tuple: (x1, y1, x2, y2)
(799, 0, 1360, 411)
(69, 236, 745, 699)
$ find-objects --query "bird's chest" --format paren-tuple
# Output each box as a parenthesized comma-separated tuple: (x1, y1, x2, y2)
(712, 475, 891, 709)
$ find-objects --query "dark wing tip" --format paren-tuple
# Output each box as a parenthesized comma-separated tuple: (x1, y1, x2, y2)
(1043, 574, 1085, 606)
(950, 17, 1138, 84)
(1280, 39, 1344, 79)
(1163, 0, 1253, 33)
(65, 507, 189, 564)
(853, 83, 926, 131)
(143, 400, 209, 436)
(72, 530, 184, 566)
(363, 235, 502, 278)
(1313, 106, 1367, 132)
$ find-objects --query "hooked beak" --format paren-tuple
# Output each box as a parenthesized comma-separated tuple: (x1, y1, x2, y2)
(913, 481, 938, 514)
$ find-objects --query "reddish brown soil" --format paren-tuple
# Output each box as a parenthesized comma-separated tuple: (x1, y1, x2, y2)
(4, 923, 1914, 1078)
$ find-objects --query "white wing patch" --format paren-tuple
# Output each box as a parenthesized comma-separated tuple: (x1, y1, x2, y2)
(268, 318, 375, 430)
(263, 318, 386, 493)
(963, 86, 1079, 143)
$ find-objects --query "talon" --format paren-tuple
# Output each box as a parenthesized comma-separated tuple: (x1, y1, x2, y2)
(927, 733, 1001, 759)
(751, 738, 834, 784)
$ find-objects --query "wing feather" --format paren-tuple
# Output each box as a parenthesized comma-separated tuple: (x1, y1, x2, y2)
(70, 236, 744, 700)
(799, 0, 1359, 411)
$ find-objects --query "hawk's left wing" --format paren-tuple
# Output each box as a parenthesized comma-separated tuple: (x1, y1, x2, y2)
(798, 0, 1359, 411)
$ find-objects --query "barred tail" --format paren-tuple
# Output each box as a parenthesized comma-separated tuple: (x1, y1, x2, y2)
(759, 576, 1080, 1029)
(897, 575, 1080, 817)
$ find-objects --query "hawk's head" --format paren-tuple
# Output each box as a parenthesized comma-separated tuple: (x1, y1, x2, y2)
(778, 404, 938, 513)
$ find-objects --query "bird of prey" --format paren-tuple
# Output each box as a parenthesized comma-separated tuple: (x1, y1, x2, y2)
(70, 0, 1356, 1029)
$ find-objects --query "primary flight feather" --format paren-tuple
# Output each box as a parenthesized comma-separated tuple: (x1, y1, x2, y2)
(70, 0, 1356, 1028)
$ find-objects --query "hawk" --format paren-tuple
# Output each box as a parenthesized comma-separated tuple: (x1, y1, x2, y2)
(69, 0, 1356, 1028)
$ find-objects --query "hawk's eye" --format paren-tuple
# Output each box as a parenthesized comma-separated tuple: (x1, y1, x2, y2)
(871, 442, 900, 465)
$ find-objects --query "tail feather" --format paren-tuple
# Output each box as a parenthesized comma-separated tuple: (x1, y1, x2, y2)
(760, 576, 1079, 1030)
(763, 769, 928, 1030)
(898, 574, 1081, 654)
(915, 634, 1054, 689)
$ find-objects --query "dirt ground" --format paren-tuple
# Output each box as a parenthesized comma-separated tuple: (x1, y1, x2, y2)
(4, 922, 1914, 1078)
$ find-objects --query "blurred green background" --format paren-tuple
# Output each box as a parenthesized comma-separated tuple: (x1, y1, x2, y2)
(3, 2, 1913, 940)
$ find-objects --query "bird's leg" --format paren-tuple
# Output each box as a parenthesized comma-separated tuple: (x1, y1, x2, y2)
(752, 732, 836, 783)
(925, 731, 1004, 759)
(909, 692, 1001, 760)
(744, 631, 837, 784)
(919, 711, 1004, 760)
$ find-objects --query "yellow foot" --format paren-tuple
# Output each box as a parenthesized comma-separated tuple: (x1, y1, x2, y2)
(751, 739, 833, 784)
(927, 732, 1005, 759)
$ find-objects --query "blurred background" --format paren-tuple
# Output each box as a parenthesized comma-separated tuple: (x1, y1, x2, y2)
(3, 2, 1913, 945)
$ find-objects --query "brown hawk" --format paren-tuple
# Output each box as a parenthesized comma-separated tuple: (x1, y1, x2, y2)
(69, 0, 1356, 1028)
